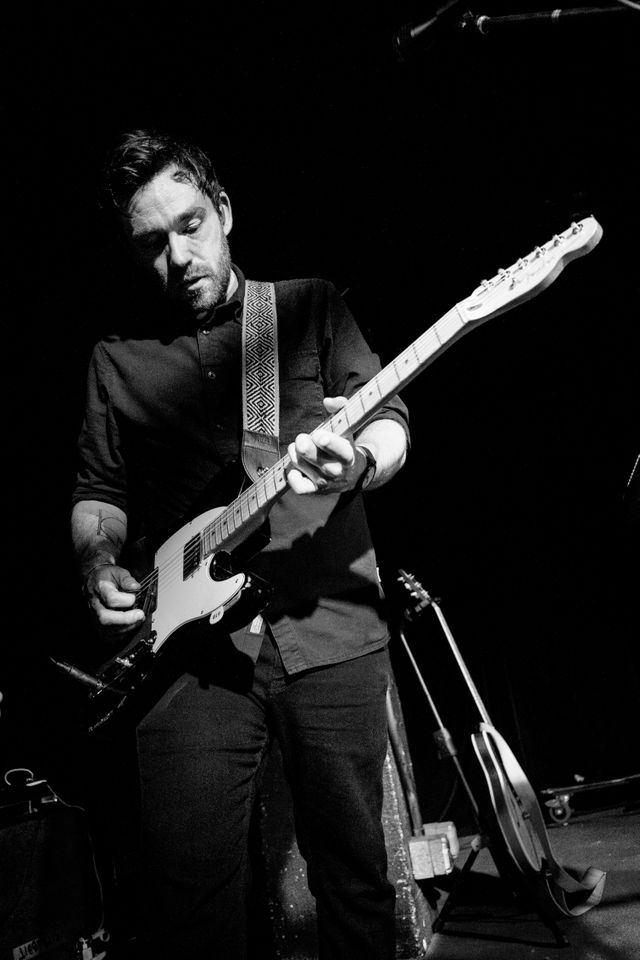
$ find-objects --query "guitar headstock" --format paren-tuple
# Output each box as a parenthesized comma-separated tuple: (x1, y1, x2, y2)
(457, 216, 603, 325)
(397, 568, 434, 621)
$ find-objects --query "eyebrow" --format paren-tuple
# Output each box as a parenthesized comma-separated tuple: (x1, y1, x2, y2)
(132, 205, 208, 241)
(175, 205, 207, 227)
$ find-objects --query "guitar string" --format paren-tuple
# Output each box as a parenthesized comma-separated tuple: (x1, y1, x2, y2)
(128, 456, 293, 597)
(123, 230, 583, 605)
(127, 310, 475, 605)
(127, 319, 458, 598)
(126, 286, 532, 599)
(129, 285, 519, 601)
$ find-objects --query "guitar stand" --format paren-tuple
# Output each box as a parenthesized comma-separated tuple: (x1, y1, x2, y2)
(430, 835, 568, 948)
(396, 572, 570, 947)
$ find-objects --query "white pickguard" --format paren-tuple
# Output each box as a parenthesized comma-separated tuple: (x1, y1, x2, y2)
(149, 506, 247, 654)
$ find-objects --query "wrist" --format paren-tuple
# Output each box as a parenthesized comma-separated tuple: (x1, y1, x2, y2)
(354, 445, 377, 491)
(80, 553, 117, 581)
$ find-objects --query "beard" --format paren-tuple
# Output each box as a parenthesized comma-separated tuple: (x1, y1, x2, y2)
(167, 232, 233, 316)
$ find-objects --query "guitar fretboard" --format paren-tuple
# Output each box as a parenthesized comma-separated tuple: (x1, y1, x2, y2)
(200, 304, 467, 559)
(198, 215, 603, 560)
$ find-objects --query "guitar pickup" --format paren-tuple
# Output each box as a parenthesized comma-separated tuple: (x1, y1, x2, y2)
(183, 534, 202, 579)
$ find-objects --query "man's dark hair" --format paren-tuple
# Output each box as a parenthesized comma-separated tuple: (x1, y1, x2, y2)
(100, 129, 225, 218)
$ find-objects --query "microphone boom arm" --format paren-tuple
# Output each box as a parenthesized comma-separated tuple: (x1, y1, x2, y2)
(460, 5, 636, 35)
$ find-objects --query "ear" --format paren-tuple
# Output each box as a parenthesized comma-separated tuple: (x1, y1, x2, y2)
(218, 191, 233, 235)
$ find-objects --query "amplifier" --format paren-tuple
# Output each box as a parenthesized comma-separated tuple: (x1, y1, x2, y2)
(0, 773, 107, 960)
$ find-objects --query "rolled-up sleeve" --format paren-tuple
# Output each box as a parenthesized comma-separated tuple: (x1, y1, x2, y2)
(72, 344, 129, 512)
(320, 281, 410, 446)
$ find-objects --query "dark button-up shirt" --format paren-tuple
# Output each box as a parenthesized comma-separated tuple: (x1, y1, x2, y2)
(73, 268, 410, 672)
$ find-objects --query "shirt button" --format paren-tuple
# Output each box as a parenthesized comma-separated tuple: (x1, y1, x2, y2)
(207, 370, 216, 380)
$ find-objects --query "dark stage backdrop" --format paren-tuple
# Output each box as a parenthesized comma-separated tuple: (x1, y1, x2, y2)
(3, 2, 639, 829)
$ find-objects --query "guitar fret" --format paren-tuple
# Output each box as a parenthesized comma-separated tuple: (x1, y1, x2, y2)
(430, 319, 445, 347)
(331, 411, 349, 432)
(197, 218, 602, 564)
(87, 219, 604, 740)
(202, 302, 497, 562)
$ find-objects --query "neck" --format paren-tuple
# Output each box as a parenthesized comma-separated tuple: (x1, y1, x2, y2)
(195, 269, 238, 323)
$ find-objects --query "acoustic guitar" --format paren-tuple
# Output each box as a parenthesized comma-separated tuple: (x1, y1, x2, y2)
(398, 568, 606, 918)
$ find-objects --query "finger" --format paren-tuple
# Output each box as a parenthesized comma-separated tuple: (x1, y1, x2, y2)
(99, 606, 146, 627)
(323, 395, 348, 413)
(289, 436, 327, 479)
(288, 435, 355, 491)
(286, 466, 328, 495)
(310, 430, 356, 466)
(88, 594, 146, 626)
(99, 581, 141, 610)
(99, 616, 146, 642)
(292, 431, 351, 470)
(119, 574, 141, 592)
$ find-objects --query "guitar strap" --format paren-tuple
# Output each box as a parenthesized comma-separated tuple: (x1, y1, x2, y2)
(481, 723, 607, 916)
(241, 280, 281, 483)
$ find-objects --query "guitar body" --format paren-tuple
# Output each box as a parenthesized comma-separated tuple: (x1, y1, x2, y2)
(84, 506, 272, 735)
(471, 722, 545, 878)
(146, 506, 248, 651)
(472, 722, 607, 916)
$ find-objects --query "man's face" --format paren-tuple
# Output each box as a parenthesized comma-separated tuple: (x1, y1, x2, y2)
(126, 165, 233, 316)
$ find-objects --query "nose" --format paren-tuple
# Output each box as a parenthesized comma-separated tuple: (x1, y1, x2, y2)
(167, 231, 190, 269)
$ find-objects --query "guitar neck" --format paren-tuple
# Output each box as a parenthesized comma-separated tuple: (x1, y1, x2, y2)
(324, 304, 469, 438)
(201, 215, 604, 558)
(201, 304, 467, 558)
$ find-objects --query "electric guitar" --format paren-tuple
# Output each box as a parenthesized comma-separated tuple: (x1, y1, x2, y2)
(55, 218, 602, 736)
(398, 568, 606, 917)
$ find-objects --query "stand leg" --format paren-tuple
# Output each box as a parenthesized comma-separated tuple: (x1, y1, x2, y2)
(431, 845, 481, 933)
(534, 888, 570, 947)
(432, 843, 570, 947)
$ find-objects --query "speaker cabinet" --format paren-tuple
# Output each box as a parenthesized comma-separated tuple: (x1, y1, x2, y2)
(0, 788, 104, 960)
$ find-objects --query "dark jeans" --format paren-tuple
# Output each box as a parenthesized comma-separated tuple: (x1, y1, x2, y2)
(135, 631, 396, 959)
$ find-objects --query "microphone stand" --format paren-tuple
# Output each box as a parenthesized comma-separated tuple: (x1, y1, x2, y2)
(460, 5, 637, 35)
(394, 3, 638, 58)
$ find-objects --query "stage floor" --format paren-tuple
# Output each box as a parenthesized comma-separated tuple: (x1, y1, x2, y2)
(424, 806, 640, 960)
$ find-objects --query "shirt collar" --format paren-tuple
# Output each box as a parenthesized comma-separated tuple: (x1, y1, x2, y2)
(197, 264, 245, 330)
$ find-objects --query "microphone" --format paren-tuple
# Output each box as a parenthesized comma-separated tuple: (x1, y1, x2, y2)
(393, 0, 462, 60)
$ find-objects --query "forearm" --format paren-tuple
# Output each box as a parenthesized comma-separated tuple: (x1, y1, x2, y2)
(71, 500, 128, 577)
(355, 418, 408, 491)
(71, 501, 143, 635)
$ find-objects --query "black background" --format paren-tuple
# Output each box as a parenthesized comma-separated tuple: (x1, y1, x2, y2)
(3, 2, 639, 830)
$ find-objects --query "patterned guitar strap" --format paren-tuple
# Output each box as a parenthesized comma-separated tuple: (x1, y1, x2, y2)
(241, 279, 281, 483)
